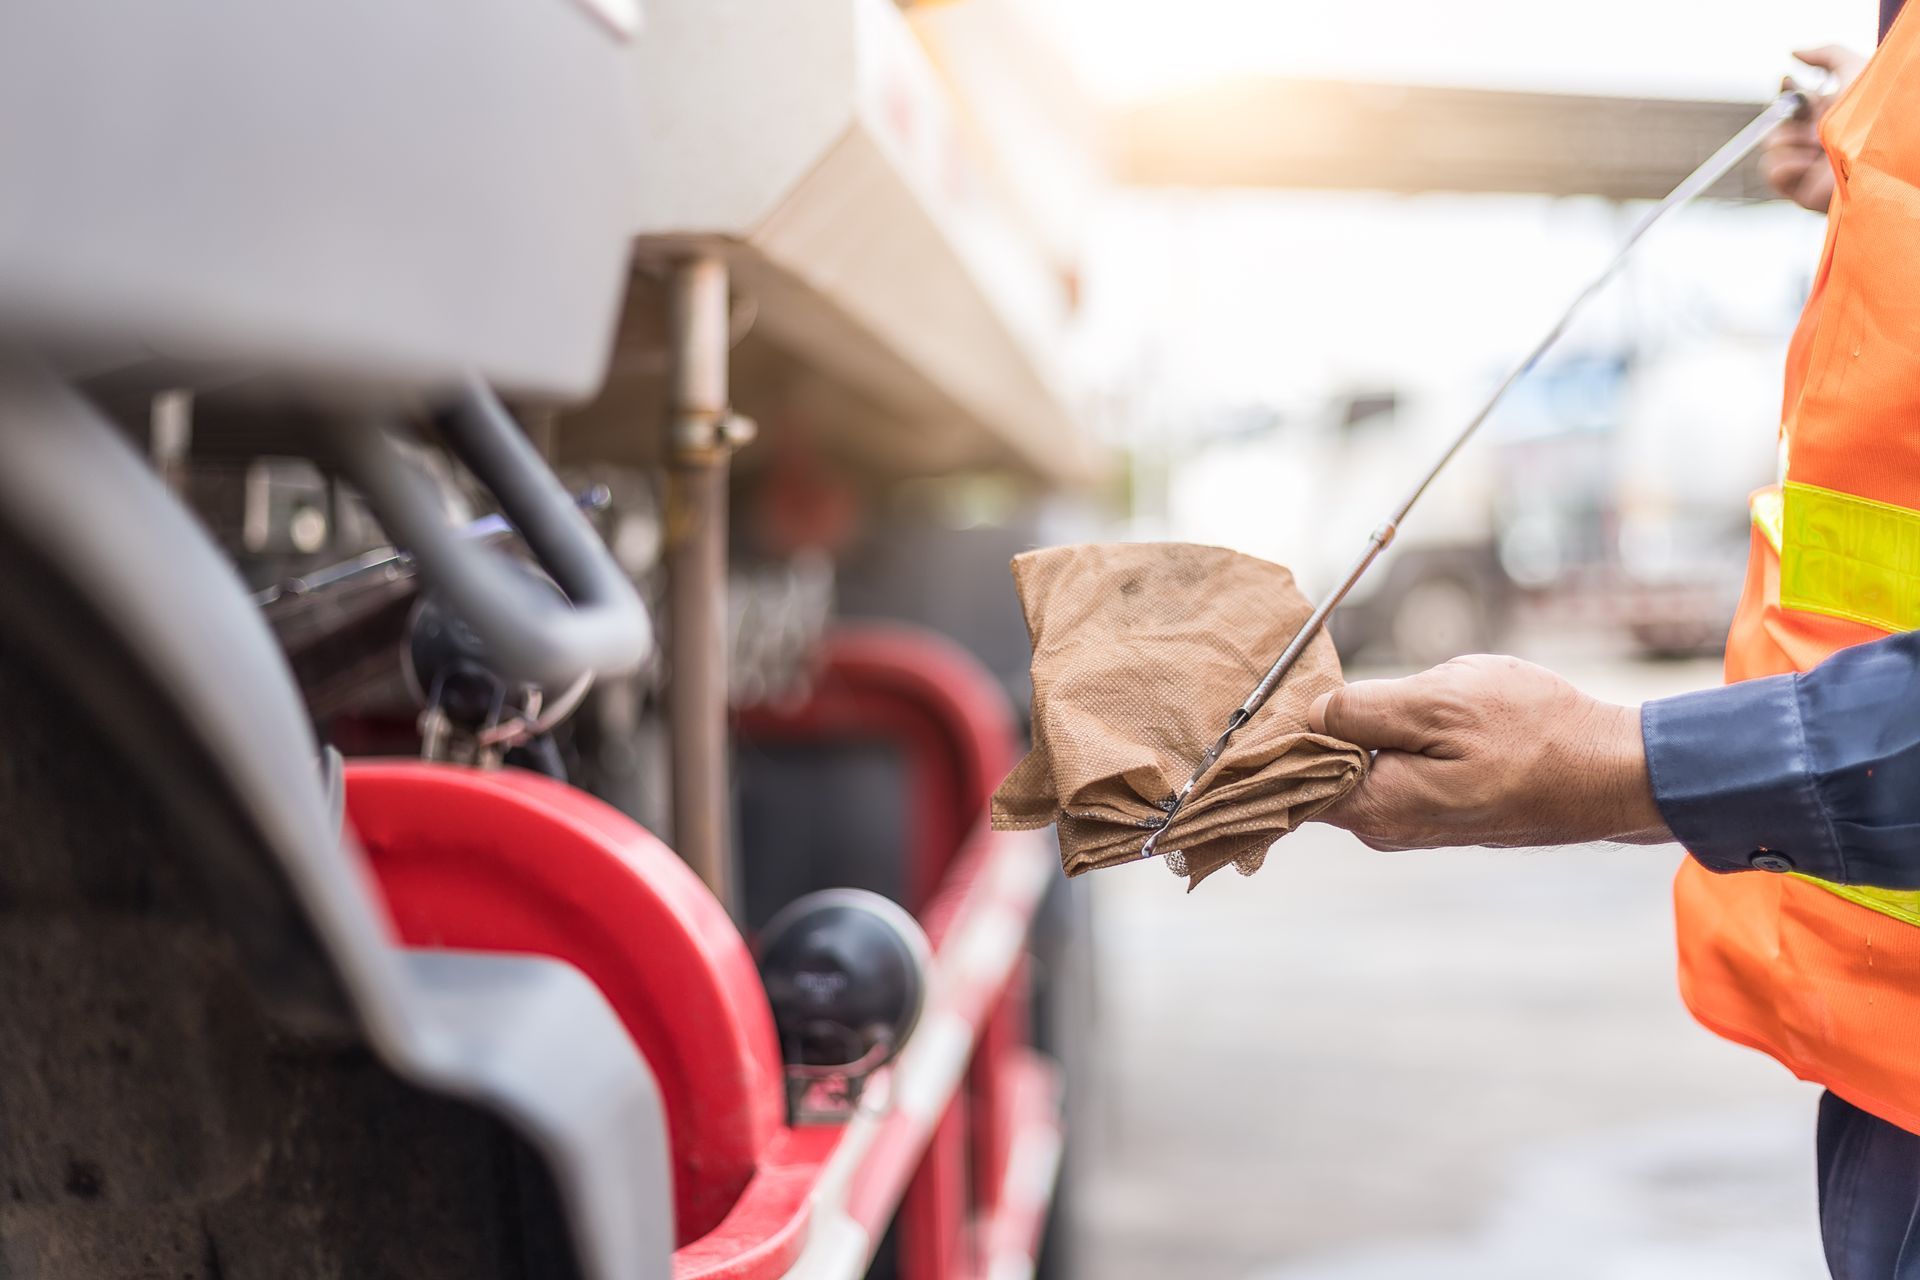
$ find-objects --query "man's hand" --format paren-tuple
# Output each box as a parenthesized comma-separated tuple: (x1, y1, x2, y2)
(1306, 655, 1671, 851)
(1763, 46, 1868, 213)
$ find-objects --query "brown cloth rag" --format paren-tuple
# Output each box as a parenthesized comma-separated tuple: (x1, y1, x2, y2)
(990, 542, 1368, 889)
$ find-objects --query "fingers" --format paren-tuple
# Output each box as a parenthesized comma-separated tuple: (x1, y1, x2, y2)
(1766, 119, 1820, 149)
(1766, 44, 1853, 212)
(1760, 120, 1829, 210)
(1312, 656, 1639, 852)
(1309, 677, 1442, 753)
(1792, 44, 1861, 74)
(1764, 139, 1823, 163)
(1312, 751, 1441, 850)
(1761, 147, 1821, 190)
(1788, 45, 1868, 110)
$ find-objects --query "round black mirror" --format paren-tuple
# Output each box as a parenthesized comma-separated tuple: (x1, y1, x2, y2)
(756, 889, 931, 1121)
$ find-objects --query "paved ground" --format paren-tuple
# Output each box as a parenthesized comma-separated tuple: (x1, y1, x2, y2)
(1072, 649, 1831, 1280)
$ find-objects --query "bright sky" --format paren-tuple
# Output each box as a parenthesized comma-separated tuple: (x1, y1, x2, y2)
(1023, 0, 1877, 102)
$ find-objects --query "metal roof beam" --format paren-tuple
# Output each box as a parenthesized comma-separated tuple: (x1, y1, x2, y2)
(1118, 79, 1782, 201)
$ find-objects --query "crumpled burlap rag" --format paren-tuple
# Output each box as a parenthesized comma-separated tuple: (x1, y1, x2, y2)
(991, 542, 1368, 889)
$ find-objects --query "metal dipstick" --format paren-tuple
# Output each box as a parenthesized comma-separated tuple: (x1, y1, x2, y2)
(1140, 89, 1805, 862)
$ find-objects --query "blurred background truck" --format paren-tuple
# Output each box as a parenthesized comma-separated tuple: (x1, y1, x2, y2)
(1494, 338, 1783, 657)
(1167, 337, 1789, 668)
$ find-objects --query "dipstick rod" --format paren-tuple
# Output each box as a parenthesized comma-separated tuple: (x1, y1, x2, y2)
(1140, 89, 1805, 861)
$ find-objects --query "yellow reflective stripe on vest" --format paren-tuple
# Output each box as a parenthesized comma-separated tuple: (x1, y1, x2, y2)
(1794, 876, 1920, 928)
(1749, 483, 1920, 925)
(1776, 480, 1920, 634)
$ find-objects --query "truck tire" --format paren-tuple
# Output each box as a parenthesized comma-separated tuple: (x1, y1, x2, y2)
(1389, 573, 1494, 668)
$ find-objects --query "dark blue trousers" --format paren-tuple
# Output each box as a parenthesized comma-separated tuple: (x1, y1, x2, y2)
(1820, 1091, 1920, 1278)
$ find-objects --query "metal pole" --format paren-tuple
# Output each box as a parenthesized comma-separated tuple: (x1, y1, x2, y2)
(150, 389, 192, 496)
(665, 255, 750, 908)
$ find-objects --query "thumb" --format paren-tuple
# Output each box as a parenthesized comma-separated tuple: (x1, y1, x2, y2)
(1309, 679, 1439, 753)
(1792, 44, 1863, 77)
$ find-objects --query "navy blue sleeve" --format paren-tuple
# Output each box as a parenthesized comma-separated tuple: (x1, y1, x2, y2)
(1641, 629, 1920, 888)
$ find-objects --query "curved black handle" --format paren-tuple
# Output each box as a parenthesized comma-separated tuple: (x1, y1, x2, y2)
(328, 379, 652, 691)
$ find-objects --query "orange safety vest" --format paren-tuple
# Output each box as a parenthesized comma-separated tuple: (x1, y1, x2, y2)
(1676, 7, 1920, 1135)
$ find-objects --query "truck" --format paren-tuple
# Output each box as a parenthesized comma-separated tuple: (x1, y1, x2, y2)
(1168, 385, 1510, 668)
(1171, 337, 1783, 669)
(0, 2, 1096, 1277)
(1494, 341, 1781, 656)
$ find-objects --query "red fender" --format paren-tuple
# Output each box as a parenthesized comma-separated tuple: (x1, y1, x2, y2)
(349, 625, 1055, 1279)
(344, 762, 787, 1248)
